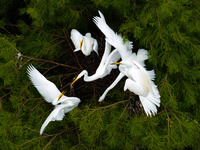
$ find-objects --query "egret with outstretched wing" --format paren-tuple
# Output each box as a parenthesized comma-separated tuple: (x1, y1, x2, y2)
(27, 65, 81, 134)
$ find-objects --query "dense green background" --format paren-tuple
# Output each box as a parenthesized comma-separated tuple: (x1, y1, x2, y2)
(0, 0, 200, 149)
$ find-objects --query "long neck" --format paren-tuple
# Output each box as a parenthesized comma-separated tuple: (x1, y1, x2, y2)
(80, 70, 101, 82)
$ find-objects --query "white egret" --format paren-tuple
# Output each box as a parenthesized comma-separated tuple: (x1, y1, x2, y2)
(93, 11, 133, 60)
(99, 49, 160, 116)
(93, 10, 134, 101)
(27, 65, 81, 134)
(71, 11, 128, 86)
(70, 41, 121, 85)
(93, 11, 160, 115)
(70, 29, 98, 56)
(120, 59, 160, 116)
(98, 49, 149, 102)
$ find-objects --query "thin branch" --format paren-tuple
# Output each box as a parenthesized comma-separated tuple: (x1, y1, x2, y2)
(0, 91, 11, 103)
(21, 55, 79, 70)
(19, 129, 67, 148)
(43, 134, 58, 150)
(166, 107, 183, 132)
(164, 106, 170, 146)
(64, 30, 83, 70)
(81, 100, 129, 112)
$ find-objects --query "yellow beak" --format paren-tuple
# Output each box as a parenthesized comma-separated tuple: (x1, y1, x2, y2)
(80, 40, 83, 50)
(112, 62, 121, 65)
(70, 77, 79, 86)
(57, 91, 66, 101)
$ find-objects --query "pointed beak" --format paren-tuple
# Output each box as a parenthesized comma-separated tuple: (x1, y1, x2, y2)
(112, 62, 121, 65)
(70, 77, 79, 86)
(57, 91, 66, 101)
(80, 40, 83, 50)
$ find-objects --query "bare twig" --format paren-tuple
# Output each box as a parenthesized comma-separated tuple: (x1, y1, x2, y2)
(21, 55, 79, 70)
(64, 30, 83, 70)
(0, 91, 11, 103)
(164, 106, 170, 146)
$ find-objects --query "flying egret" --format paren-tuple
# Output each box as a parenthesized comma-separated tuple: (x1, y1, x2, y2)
(70, 29, 98, 56)
(70, 41, 121, 85)
(27, 64, 81, 134)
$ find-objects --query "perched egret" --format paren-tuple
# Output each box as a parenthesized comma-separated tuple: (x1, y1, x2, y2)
(120, 59, 160, 116)
(99, 50, 160, 116)
(27, 65, 81, 134)
(70, 41, 121, 85)
(70, 29, 98, 56)
(98, 49, 149, 101)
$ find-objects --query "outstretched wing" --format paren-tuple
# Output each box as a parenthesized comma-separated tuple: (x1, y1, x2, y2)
(40, 102, 74, 135)
(93, 11, 133, 60)
(27, 64, 61, 103)
(70, 29, 83, 50)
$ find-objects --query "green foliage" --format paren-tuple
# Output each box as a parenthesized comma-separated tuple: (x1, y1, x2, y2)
(0, 0, 200, 149)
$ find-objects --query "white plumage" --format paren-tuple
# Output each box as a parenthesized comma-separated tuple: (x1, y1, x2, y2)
(93, 11, 133, 60)
(70, 41, 121, 85)
(93, 11, 160, 116)
(70, 29, 98, 56)
(27, 64, 81, 134)
(122, 58, 160, 116)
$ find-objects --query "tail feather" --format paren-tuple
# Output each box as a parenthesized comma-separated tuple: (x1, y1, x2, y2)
(140, 95, 158, 116)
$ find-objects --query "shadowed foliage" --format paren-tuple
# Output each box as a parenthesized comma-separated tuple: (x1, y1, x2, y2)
(0, 0, 200, 149)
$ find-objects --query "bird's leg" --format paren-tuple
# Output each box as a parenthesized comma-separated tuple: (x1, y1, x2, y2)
(98, 73, 124, 102)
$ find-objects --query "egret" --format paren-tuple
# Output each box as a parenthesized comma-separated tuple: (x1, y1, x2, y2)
(98, 49, 149, 102)
(93, 11, 160, 115)
(70, 41, 121, 85)
(120, 59, 160, 116)
(70, 29, 98, 56)
(93, 11, 133, 60)
(99, 49, 160, 116)
(93, 10, 134, 101)
(27, 65, 81, 134)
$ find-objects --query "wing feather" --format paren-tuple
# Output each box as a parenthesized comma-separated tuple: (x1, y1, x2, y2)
(93, 11, 133, 59)
(40, 103, 74, 135)
(27, 64, 61, 103)
(70, 29, 83, 50)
